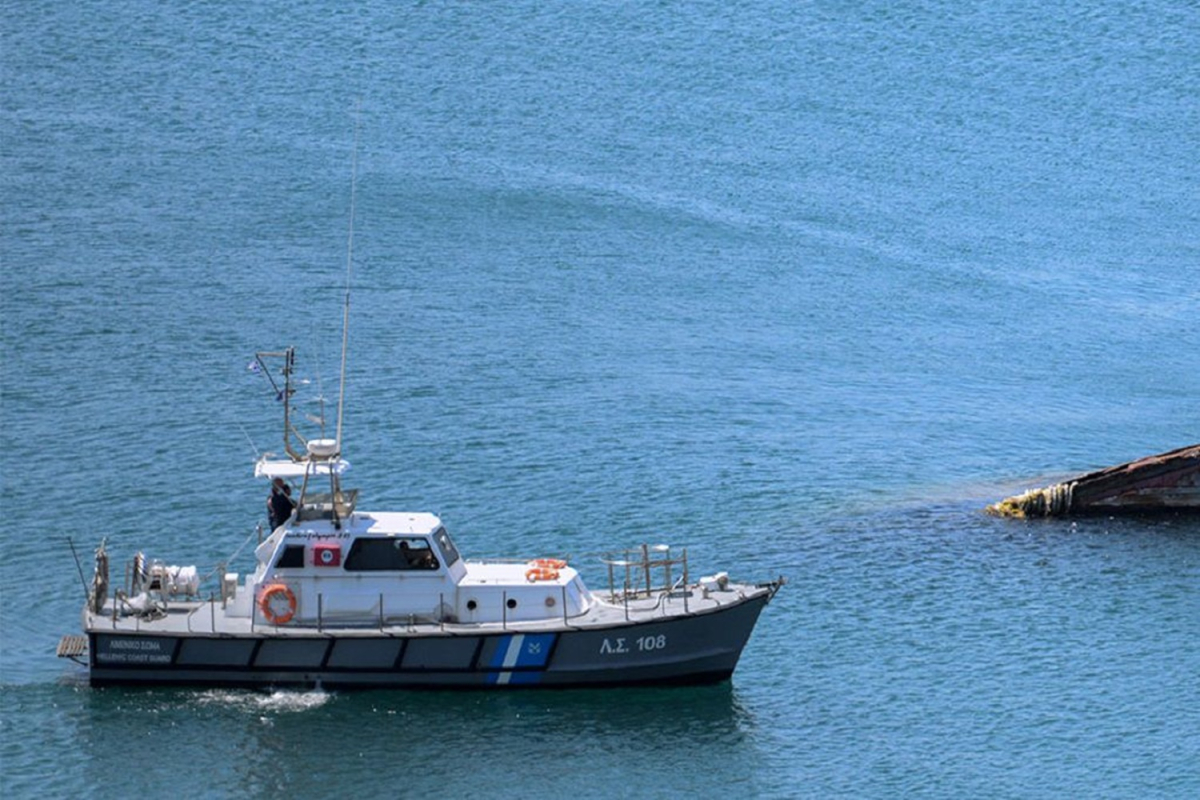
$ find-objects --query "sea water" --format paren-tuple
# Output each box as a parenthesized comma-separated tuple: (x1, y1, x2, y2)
(2, 2, 1197, 797)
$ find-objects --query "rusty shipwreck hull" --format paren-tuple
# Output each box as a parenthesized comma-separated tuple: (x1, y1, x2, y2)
(987, 444, 1200, 518)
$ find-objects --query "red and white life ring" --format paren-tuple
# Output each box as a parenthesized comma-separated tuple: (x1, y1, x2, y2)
(527, 558, 567, 570)
(259, 583, 297, 625)
(525, 566, 560, 582)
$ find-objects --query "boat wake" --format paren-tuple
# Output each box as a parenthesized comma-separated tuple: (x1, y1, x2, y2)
(196, 687, 332, 714)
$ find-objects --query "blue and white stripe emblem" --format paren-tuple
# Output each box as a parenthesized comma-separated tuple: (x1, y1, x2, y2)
(488, 633, 556, 685)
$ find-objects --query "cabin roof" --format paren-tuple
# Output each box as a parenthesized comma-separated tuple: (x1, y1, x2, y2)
(281, 512, 443, 539)
(353, 511, 443, 536)
(255, 457, 350, 479)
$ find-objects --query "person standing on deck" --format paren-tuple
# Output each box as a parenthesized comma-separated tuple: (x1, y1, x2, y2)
(267, 477, 295, 530)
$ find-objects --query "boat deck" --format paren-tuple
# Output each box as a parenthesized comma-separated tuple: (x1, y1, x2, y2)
(83, 585, 766, 638)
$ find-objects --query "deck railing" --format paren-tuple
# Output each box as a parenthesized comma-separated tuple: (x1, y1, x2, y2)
(600, 544, 688, 603)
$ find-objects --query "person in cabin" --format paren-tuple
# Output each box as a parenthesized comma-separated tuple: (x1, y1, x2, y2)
(399, 540, 436, 569)
(267, 477, 295, 530)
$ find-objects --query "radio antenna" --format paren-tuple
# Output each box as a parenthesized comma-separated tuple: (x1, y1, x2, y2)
(335, 102, 360, 457)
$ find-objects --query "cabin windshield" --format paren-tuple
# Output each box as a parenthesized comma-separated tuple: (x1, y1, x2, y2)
(344, 537, 439, 571)
(432, 527, 461, 567)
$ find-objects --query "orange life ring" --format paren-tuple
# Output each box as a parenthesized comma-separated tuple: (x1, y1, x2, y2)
(259, 583, 297, 625)
(528, 558, 567, 570)
(525, 566, 560, 582)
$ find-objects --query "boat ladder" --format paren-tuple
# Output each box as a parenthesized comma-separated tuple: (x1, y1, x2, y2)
(56, 635, 88, 664)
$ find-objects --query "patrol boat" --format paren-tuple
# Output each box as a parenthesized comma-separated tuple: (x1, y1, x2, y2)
(59, 347, 782, 689)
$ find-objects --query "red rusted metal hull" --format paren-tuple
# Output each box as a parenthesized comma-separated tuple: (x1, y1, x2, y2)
(988, 444, 1200, 518)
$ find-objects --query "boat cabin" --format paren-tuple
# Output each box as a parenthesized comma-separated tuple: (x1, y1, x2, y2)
(233, 458, 591, 628)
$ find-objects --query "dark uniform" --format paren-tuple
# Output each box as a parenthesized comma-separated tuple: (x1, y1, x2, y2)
(268, 479, 295, 529)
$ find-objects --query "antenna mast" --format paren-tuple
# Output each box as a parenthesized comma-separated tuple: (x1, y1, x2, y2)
(335, 103, 361, 456)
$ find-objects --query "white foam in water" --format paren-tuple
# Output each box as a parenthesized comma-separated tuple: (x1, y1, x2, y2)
(258, 689, 331, 712)
(196, 688, 332, 714)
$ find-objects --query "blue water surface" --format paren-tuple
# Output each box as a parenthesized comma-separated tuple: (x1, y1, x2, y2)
(2, 2, 1198, 798)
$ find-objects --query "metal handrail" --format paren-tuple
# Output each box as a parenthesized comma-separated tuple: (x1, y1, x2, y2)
(600, 544, 689, 601)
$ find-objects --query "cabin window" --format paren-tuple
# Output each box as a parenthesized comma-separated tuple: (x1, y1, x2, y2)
(432, 527, 461, 567)
(344, 537, 440, 572)
(275, 544, 306, 569)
